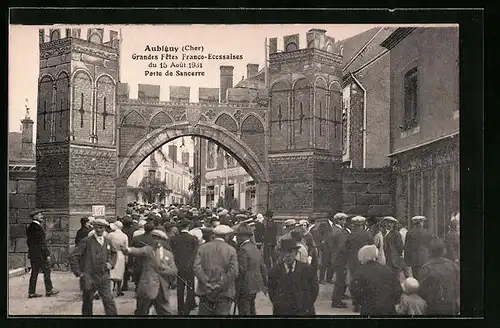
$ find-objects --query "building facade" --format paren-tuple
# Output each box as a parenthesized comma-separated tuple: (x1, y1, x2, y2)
(127, 142, 193, 205)
(382, 27, 460, 236)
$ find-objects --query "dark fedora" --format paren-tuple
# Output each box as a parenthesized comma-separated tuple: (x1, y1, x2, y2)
(234, 223, 253, 236)
(280, 238, 300, 252)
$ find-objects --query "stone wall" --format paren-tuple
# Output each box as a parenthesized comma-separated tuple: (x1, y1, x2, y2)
(9, 169, 36, 270)
(342, 167, 394, 217)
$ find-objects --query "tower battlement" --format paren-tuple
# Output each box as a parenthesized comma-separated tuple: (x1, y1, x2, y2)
(39, 27, 120, 50)
(117, 83, 268, 108)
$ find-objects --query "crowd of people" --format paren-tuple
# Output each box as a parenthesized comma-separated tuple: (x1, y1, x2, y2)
(25, 202, 460, 316)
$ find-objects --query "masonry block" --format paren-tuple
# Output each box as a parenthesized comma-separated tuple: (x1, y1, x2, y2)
(15, 238, 28, 252)
(199, 87, 219, 103)
(9, 180, 18, 193)
(343, 183, 369, 193)
(17, 179, 36, 194)
(367, 183, 392, 194)
(9, 253, 27, 269)
(380, 193, 392, 205)
(10, 194, 29, 208)
(10, 224, 27, 239)
(354, 173, 383, 183)
(356, 193, 380, 205)
(9, 238, 15, 252)
(28, 195, 36, 209)
(343, 192, 356, 205)
(368, 205, 393, 216)
(170, 86, 190, 102)
(343, 204, 370, 216)
(227, 88, 250, 103)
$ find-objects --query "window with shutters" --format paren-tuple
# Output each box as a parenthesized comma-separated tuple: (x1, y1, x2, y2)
(403, 68, 419, 130)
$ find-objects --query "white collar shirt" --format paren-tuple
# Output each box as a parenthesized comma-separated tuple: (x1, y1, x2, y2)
(94, 234, 105, 246)
(284, 260, 296, 274)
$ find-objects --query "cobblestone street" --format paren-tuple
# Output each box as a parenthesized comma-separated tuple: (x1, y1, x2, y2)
(9, 272, 358, 316)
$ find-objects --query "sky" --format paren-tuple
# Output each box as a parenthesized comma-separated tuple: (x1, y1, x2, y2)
(8, 24, 384, 134)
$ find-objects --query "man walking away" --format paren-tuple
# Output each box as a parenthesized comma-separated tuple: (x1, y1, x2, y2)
(267, 239, 319, 315)
(26, 210, 59, 299)
(263, 211, 278, 269)
(194, 225, 239, 315)
(69, 218, 118, 316)
(234, 223, 268, 315)
(169, 219, 199, 315)
(404, 216, 433, 280)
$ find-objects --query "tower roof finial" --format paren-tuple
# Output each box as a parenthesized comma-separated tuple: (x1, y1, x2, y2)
(24, 98, 30, 119)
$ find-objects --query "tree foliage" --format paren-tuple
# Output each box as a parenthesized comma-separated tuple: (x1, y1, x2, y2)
(139, 177, 172, 204)
(188, 174, 201, 208)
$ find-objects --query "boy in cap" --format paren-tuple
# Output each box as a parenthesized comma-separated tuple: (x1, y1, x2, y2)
(123, 230, 178, 315)
(26, 210, 59, 299)
(193, 224, 238, 315)
(69, 218, 118, 316)
(396, 277, 427, 315)
(267, 239, 319, 315)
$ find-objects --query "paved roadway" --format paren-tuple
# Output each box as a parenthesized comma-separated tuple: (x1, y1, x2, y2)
(8, 272, 358, 316)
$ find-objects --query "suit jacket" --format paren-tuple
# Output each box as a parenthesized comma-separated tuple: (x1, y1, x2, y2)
(69, 235, 118, 290)
(193, 239, 239, 299)
(236, 240, 267, 296)
(383, 229, 404, 270)
(350, 261, 402, 315)
(26, 221, 50, 263)
(343, 229, 373, 273)
(128, 245, 178, 300)
(404, 226, 433, 267)
(169, 231, 199, 274)
(75, 226, 92, 245)
(264, 221, 278, 246)
(267, 260, 319, 315)
(253, 222, 265, 244)
(318, 222, 347, 266)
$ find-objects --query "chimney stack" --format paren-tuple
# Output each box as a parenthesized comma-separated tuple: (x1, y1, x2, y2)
(219, 66, 234, 103)
(20, 106, 34, 158)
(246, 64, 259, 79)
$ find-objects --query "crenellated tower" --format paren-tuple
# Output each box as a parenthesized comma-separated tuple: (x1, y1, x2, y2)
(267, 29, 344, 220)
(36, 27, 120, 262)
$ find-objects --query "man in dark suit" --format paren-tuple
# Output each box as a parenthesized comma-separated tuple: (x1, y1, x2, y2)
(404, 216, 433, 280)
(26, 210, 59, 298)
(318, 212, 347, 284)
(75, 217, 92, 246)
(267, 238, 319, 315)
(130, 222, 156, 288)
(69, 218, 118, 316)
(234, 223, 268, 315)
(263, 211, 278, 269)
(169, 219, 199, 315)
(382, 216, 404, 281)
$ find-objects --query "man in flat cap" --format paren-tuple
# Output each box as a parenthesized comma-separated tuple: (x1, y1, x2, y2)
(70, 218, 118, 316)
(267, 239, 319, 315)
(122, 229, 178, 315)
(275, 219, 297, 253)
(381, 216, 405, 281)
(318, 212, 348, 285)
(169, 219, 199, 315)
(193, 224, 239, 315)
(26, 210, 59, 299)
(404, 216, 433, 280)
(234, 223, 268, 315)
(341, 216, 373, 311)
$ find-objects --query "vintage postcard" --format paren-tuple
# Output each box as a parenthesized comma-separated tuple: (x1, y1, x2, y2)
(9, 21, 463, 317)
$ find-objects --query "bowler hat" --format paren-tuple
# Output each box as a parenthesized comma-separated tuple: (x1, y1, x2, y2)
(280, 238, 300, 252)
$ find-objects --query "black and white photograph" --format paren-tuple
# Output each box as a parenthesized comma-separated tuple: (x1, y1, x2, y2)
(7, 9, 479, 318)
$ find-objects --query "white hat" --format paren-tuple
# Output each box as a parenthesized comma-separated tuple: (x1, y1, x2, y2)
(114, 221, 123, 230)
(411, 216, 427, 222)
(383, 216, 398, 223)
(284, 219, 296, 227)
(92, 218, 109, 227)
(188, 228, 203, 241)
(333, 213, 348, 220)
(109, 223, 118, 231)
(138, 220, 147, 228)
(358, 245, 379, 264)
(213, 224, 233, 235)
(403, 277, 420, 293)
(88, 216, 96, 222)
(218, 209, 229, 216)
(299, 219, 309, 226)
(151, 229, 168, 240)
(351, 216, 367, 224)
(256, 213, 264, 222)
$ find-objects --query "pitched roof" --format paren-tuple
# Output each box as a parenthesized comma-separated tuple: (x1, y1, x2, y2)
(234, 68, 266, 90)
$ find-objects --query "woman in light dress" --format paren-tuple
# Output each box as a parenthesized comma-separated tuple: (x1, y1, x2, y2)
(372, 220, 387, 265)
(107, 221, 128, 297)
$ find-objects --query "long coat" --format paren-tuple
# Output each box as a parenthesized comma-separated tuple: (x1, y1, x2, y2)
(107, 229, 129, 281)
(69, 235, 118, 291)
(236, 240, 267, 296)
(350, 261, 403, 315)
(383, 229, 404, 271)
(128, 245, 178, 300)
(404, 226, 433, 267)
(169, 231, 199, 275)
(267, 260, 319, 315)
(419, 257, 460, 315)
(318, 222, 347, 267)
(26, 221, 51, 264)
(193, 238, 239, 299)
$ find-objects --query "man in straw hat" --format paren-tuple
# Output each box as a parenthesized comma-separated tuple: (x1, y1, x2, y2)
(404, 216, 433, 280)
(193, 224, 238, 315)
(69, 218, 118, 316)
(267, 238, 319, 315)
(26, 210, 59, 299)
(234, 223, 268, 315)
(122, 229, 178, 315)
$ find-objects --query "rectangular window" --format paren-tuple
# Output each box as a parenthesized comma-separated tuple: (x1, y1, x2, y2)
(403, 68, 419, 130)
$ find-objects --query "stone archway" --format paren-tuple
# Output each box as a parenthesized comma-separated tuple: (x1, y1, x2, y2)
(116, 121, 269, 216)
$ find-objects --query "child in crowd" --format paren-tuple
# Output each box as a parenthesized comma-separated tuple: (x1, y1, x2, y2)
(396, 277, 427, 315)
